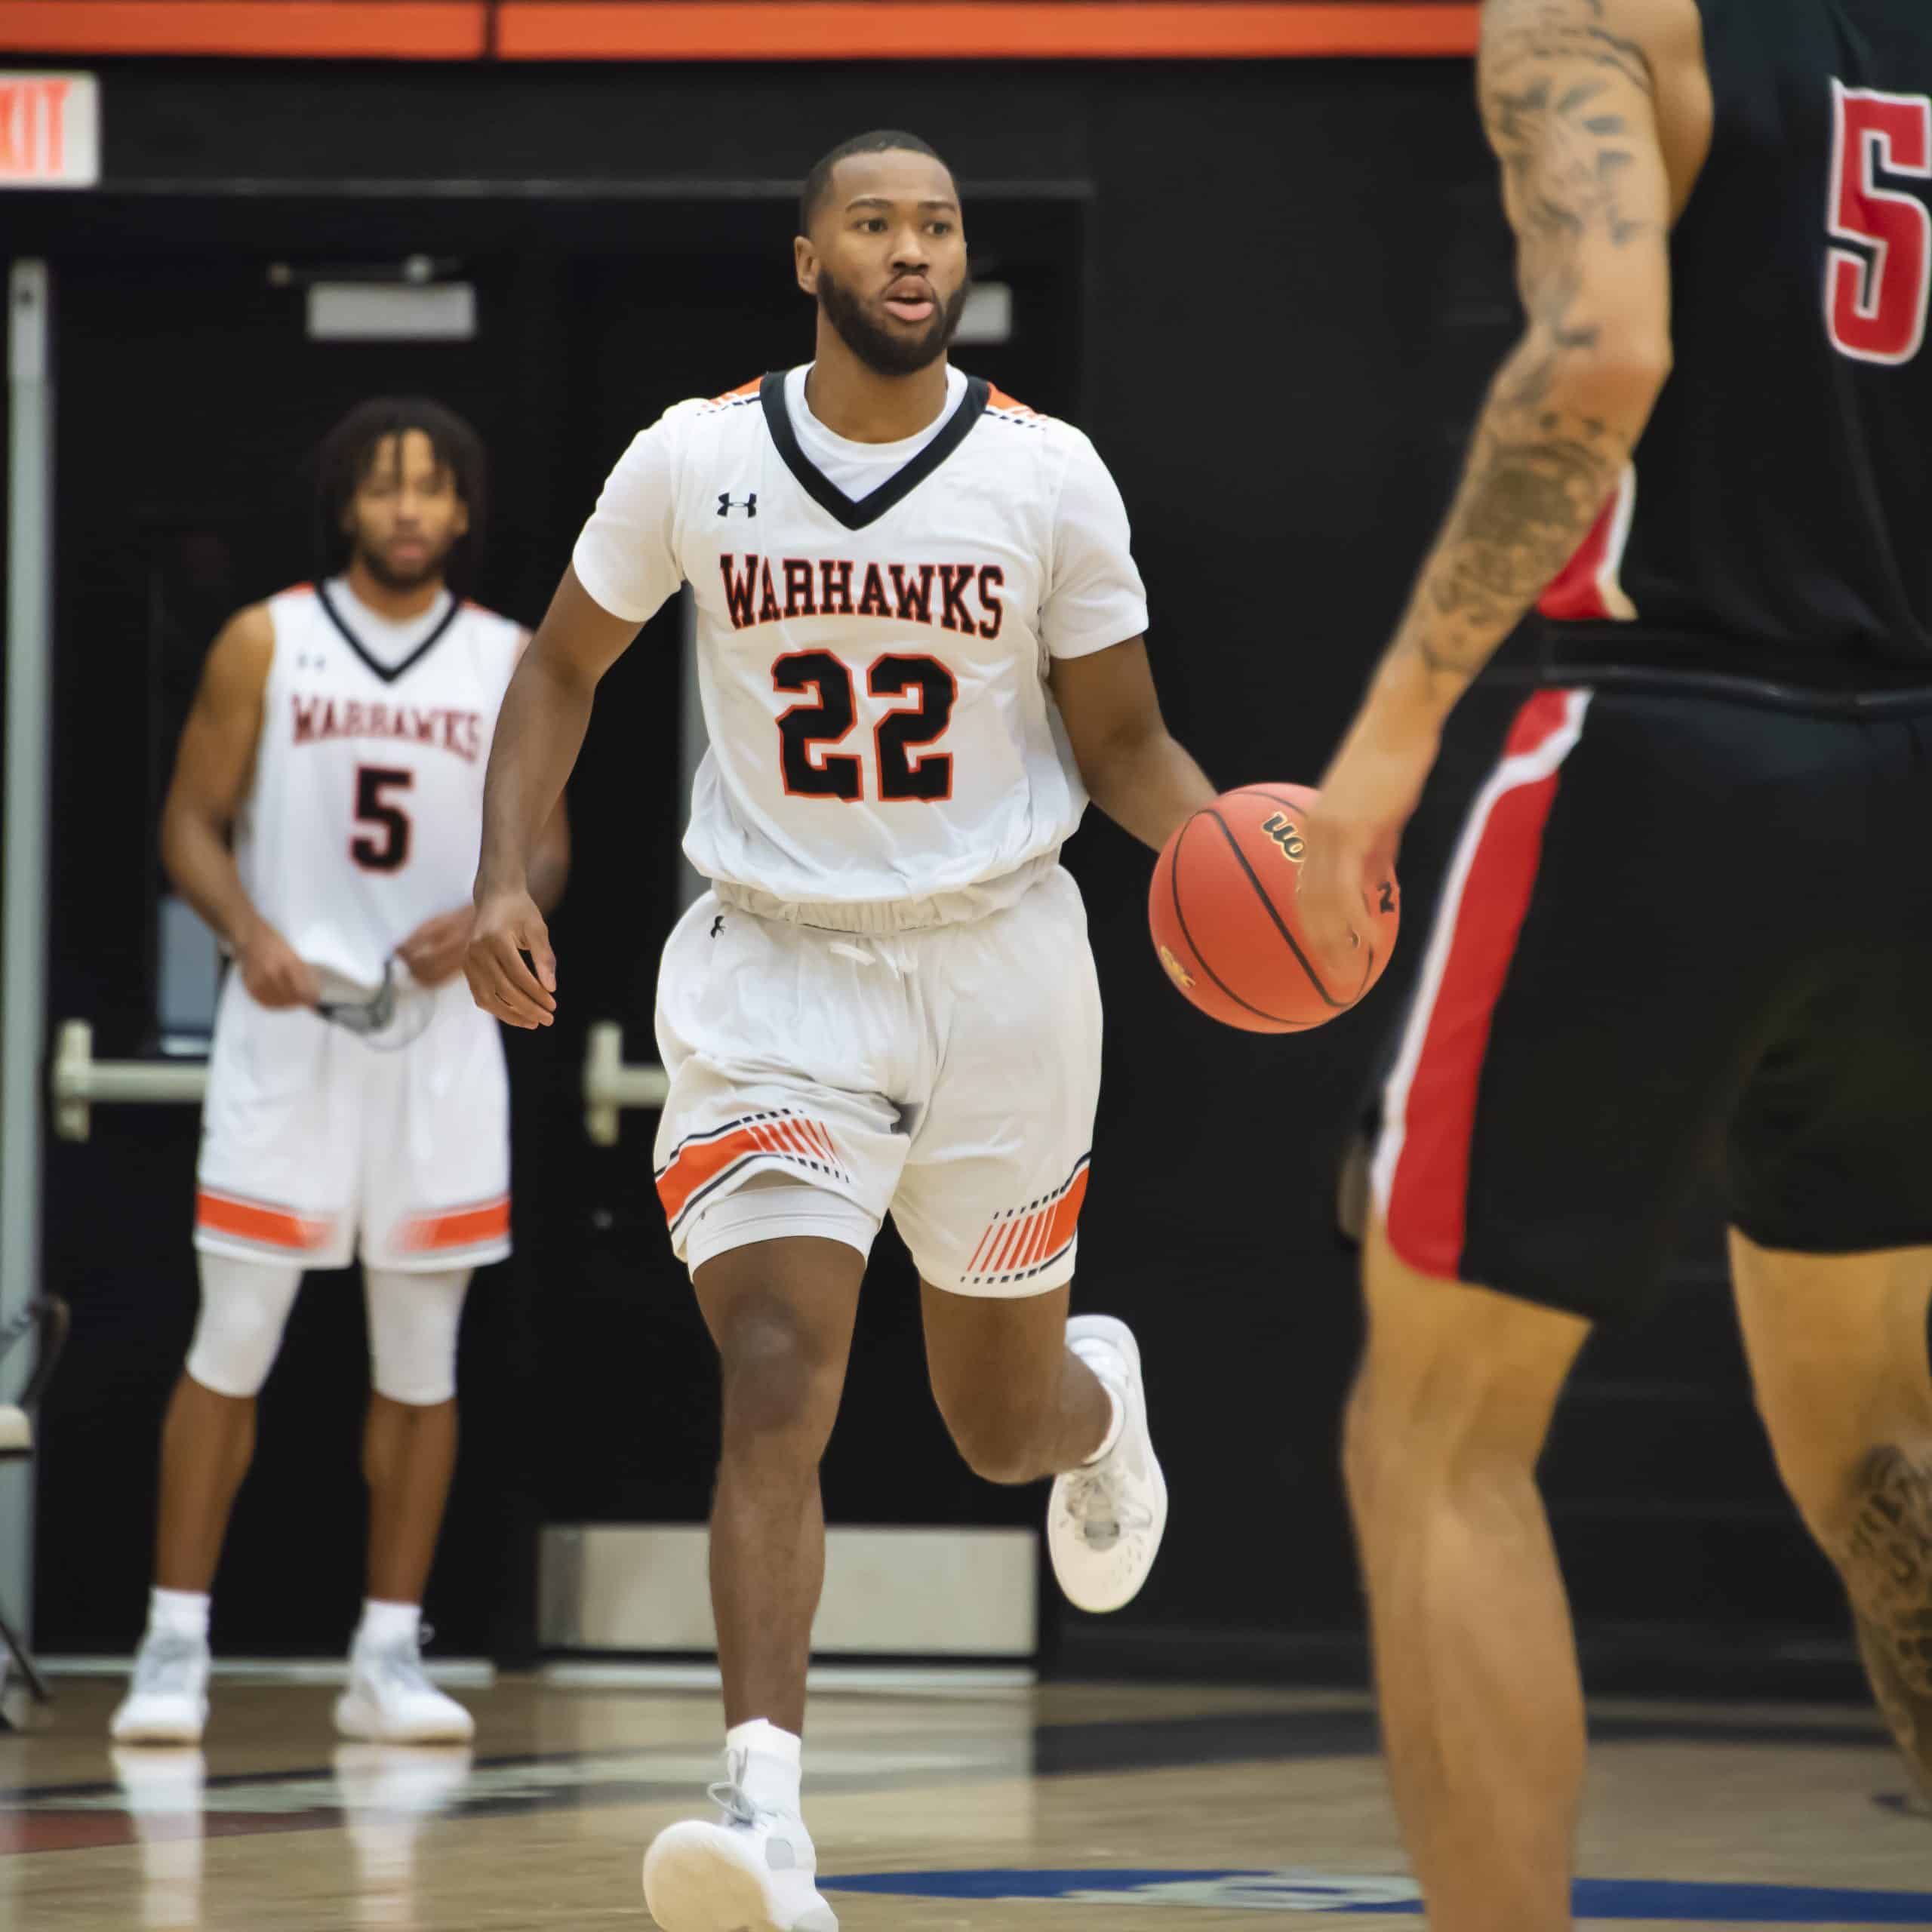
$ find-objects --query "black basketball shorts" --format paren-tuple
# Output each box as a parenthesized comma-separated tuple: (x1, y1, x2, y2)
(1366, 685, 1932, 1323)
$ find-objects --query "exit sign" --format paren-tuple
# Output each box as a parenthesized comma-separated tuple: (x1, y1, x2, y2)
(0, 74, 99, 189)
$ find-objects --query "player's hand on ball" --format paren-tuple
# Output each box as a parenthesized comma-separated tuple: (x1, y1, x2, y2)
(466, 888, 558, 1029)
(397, 906, 476, 989)
(1298, 715, 1435, 983)
(235, 919, 321, 1010)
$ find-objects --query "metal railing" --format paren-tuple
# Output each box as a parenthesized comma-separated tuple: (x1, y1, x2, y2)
(49, 1017, 667, 1144)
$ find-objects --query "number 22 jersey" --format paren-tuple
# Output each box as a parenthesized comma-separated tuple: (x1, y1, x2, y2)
(571, 365, 1150, 929)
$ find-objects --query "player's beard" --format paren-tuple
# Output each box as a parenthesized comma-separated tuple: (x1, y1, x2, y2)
(817, 266, 971, 377)
(355, 528, 457, 594)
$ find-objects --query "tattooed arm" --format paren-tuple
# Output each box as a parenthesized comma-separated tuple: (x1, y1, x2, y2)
(1395, 0, 1674, 709)
(1298, 0, 1694, 971)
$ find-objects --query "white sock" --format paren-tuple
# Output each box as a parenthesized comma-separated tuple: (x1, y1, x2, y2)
(1072, 1340, 1128, 1466)
(354, 1598, 421, 1652)
(727, 1718, 803, 1814)
(148, 1588, 211, 1644)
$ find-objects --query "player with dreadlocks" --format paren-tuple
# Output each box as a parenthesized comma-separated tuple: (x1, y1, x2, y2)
(111, 398, 568, 1747)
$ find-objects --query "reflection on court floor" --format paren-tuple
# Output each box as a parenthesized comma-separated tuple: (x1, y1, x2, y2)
(831, 1869, 1932, 1921)
(1, 1679, 1923, 1928)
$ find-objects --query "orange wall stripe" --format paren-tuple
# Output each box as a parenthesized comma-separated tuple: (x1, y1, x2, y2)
(0, 2, 1479, 63)
(497, 4, 1481, 61)
(0, 2, 489, 60)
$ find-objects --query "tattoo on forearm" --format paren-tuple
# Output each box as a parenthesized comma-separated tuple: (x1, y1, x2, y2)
(1841, 1446, 1932, 1791)
(1415, 421, 1617, 669)
(1404, 369, 1629, 688)
(1388, 0, 1662, 697)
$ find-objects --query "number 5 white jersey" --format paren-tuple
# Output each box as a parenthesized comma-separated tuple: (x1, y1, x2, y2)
(236, 581, 525, 988)
(571, 364, 1149, 931)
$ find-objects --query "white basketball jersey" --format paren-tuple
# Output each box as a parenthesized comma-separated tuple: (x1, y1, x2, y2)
(235, 581, 525, 986)
(571, 364, 1149, 928)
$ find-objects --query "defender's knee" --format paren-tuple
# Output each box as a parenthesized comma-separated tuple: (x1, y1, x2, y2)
(1734, 1233, 1932, 1540)
(1752, 1358, 1927, 1543)
(1347, 1226, 1584, 1526)
(1342, 1348, 1549, 1533)
(1340, 1367, 1460, 1529)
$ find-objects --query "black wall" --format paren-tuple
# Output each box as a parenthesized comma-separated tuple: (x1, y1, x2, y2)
(11, 54, 1854, 1687)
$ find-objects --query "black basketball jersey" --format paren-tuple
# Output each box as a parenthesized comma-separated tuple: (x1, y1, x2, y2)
(1539, 0, 1932, 700)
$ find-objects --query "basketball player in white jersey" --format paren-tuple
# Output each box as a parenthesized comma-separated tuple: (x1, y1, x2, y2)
(111, 399, 569, 1747)
(466, 131, 1215, 1932)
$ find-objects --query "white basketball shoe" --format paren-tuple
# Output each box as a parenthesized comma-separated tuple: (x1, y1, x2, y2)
(109, 1630, 211, 1745)
(642, 1750, 838, 1932)
(1048, 1314, 1169, 1614)
(334, 1630, 475, 1745)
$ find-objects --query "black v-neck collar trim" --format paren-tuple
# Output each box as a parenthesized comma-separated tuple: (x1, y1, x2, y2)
(759, 368, 989, 531)
(315, 583, 462, 685)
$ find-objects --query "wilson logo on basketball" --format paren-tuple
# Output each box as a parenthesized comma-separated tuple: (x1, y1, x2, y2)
(1261, 812, 1307, 863)
(1157, 945, 1195, 992)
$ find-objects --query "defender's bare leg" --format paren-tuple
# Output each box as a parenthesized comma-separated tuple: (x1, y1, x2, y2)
(1732, 1232, 1932, 1793)
(1345, 1215, 1592, 1932)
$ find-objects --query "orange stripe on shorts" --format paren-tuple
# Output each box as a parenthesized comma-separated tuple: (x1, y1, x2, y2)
(1041, 1166, 1091, 1260)
(967, 1161, 1092, 1282)
(657, 1117, 839, 1229)
(196, 1189, 332, 1253)
(398, 1196, 511, 1254)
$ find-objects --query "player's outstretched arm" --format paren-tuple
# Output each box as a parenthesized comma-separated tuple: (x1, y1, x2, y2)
(1049, 639, 1217, 853)
(468, 565, 639, 1029)
(1300, 0, 1690, 973)
(160, 605, 319, 1010)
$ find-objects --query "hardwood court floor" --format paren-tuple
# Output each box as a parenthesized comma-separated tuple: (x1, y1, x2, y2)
(2, 1675, 1927, 1928)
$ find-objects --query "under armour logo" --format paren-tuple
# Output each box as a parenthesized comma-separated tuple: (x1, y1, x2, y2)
(718, 493, 758, 518)
(710, 915, 725, 937)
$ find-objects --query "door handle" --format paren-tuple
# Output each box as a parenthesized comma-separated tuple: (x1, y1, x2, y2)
(582, 1021, 669, 1146)
(51, 1022, 206, 1142)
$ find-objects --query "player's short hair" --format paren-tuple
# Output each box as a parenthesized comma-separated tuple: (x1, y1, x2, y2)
(799, 130, 953, 236)
(315, 395, 487, 580)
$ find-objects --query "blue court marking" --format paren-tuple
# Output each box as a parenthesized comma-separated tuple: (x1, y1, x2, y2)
(823, 1868, 1932, 1921)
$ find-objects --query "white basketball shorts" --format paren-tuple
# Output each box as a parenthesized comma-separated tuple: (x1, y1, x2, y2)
(654, 866, 1103, 1297)
(195, 974, 511, 1274)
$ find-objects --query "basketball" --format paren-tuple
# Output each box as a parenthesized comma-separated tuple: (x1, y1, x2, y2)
(1148, 783, 1400, 1032)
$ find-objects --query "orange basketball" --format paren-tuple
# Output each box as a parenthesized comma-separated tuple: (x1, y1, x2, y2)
(1148, 783, 1400, 1033)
